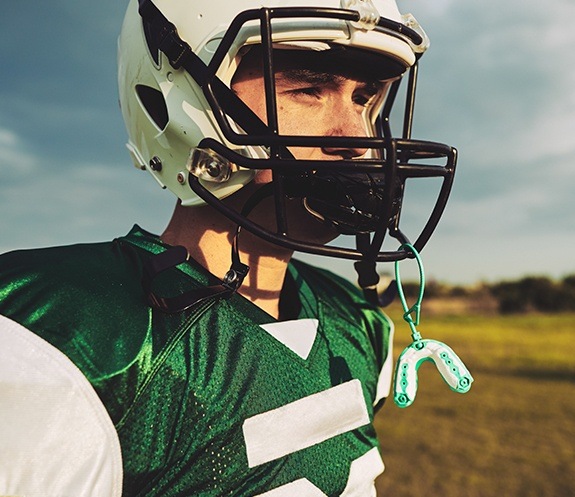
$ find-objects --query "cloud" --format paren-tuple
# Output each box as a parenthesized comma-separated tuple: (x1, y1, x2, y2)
(0, 126, 40, 176)
(0, 94, 126, 166)
(0, 1, 126, 166)
(403, 0, 575, 239)
(0, 155, 175, 253)
(1, 0, 574, 284)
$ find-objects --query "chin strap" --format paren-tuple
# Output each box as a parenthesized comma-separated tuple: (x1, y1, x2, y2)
(142, 238, 249, 314)
(142, 185, 278, 314)
(355, 232, 399, 307)
(392, 243, 473, 408)
(355, 259, 398, 308)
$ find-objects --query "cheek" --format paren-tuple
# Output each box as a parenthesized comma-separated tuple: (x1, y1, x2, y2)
(275, 102, 327, 160)
(277, 103, 323, 136)
(232, 78, 268, 124)
(246, 97, 268, 125)
(254, 170, 274, 184)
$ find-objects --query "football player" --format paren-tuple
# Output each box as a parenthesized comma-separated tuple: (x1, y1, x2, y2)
(0, 0, 456, 495)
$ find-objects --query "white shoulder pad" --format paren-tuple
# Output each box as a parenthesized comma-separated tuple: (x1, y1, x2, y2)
(0, 314, 123, 497)
(374, 315, 395, 405)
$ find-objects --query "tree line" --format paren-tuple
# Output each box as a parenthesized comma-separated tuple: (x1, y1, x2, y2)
(399, 274, 575, 314)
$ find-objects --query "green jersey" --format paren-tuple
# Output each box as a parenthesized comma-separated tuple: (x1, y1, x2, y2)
(0, 226, 394, 496)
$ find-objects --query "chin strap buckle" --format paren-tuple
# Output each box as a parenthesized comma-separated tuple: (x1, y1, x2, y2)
(222, 263, 250, 292)
(142, 237, 249, 314)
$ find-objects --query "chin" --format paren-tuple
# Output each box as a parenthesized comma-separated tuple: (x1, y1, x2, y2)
(284, 198, 340, 244)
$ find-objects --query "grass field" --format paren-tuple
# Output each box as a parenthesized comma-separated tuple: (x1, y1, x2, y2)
(374, 308, 575, 497)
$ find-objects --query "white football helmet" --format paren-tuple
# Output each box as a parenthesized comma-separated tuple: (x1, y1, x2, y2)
(118, 0, 457, 297)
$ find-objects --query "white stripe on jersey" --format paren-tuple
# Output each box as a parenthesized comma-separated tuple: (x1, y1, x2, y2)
(259, 318, 318, 360)
(243, 379, 369, 468)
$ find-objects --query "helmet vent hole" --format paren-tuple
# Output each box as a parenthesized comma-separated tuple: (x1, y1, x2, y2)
(136, 85, 169, 130)
(142, 19, 160, 65)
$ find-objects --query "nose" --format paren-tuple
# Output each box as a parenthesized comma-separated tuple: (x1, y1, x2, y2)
(321, 105, 369, 159)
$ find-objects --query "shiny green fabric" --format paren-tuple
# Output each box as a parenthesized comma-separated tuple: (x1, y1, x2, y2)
(0, 225, 392, 496)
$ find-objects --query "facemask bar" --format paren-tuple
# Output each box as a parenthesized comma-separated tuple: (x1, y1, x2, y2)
(137, 0, 457, 265)
(189, 137, 455, 261)
(202, 6, 424, 150)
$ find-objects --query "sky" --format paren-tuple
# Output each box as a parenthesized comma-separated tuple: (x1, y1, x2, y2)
(1, 0, 574, 286)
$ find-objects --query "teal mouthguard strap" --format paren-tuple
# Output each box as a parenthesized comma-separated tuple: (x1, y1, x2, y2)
(393, 244, 474, 408)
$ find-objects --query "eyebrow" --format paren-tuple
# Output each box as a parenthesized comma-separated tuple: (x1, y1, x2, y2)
(276, 69, 383, 95)
(276, 68, 343, 85)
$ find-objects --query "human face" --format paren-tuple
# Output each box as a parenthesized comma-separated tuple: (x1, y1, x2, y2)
(231, 49, 385, 180)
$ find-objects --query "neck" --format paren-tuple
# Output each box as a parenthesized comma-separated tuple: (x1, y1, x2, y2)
(161, 202, 293, 319)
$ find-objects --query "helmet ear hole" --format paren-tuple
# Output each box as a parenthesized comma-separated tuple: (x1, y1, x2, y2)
(136, 84, 169, 130)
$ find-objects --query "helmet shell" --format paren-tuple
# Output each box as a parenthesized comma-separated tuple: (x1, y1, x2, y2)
(117, 0, 426, 205)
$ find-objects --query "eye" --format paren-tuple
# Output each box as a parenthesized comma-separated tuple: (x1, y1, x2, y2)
(286, 87, 322, 99)
(353, 90, 379, 108)
(353, 94, 372, 107)
(354, 82, 384, 108)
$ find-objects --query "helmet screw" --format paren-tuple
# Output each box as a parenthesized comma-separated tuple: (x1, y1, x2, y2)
(177, 172, 187, 184)
(149, 156, 163, 172)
